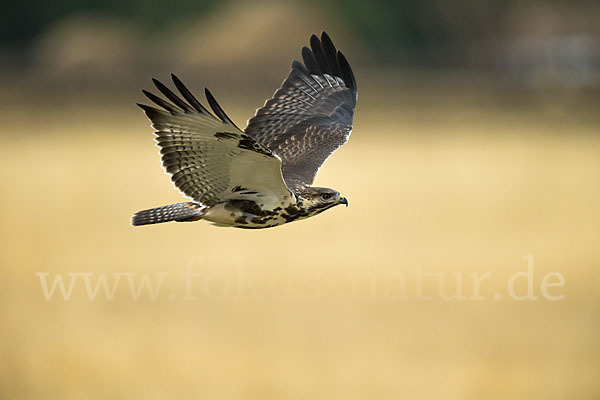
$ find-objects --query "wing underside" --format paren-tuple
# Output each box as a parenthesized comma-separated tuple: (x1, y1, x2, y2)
(138, 75, 292, 206)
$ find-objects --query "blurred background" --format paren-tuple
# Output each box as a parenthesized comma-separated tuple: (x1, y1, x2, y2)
(1, 0, 599, 399)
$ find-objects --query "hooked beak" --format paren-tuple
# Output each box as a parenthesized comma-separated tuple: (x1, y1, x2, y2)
(339, 196, 348, 207)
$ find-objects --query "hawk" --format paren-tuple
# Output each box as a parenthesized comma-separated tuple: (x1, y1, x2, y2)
(132, 32, 357, 229)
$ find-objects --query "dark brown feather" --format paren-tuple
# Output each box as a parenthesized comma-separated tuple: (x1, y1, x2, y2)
(170, 74, 213, 116)
(205, 88, 239, 128)
(245, 32, 357, 189)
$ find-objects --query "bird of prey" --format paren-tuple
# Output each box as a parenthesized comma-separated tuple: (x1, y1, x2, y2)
(132, 32, 357, 229)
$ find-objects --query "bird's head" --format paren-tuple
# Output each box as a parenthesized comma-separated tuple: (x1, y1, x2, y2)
(298, 187, 348, 215)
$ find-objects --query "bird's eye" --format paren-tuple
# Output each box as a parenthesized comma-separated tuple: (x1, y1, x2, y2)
(320, 193, 331, 201)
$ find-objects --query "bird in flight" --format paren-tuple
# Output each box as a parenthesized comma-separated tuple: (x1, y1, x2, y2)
(132, 32, 357, 229)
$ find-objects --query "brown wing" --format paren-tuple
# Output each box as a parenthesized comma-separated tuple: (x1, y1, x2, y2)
(244, 32, 357, 190)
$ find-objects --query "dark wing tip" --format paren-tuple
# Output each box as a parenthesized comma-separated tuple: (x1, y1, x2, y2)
(319, 31, 342, 77)
(136, 102, 151, 112)
(310, 34, 332, 75)
(301, 33, 356, 93)
(291, 59, 310, 75)
(204, 88, 239, 128)
(337, 51, 357, 94)
(141, 89, 179, 114)
(137, 102, 166, 120)
(301, 46, 321, 74)
(170, 74, 213, 116)
(152, 77, 192, 112)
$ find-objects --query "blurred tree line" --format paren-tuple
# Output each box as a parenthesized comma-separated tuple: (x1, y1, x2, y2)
(4, 0, 220, 49)
(3, 0, 599, 71)
(322, 0, 509, 65)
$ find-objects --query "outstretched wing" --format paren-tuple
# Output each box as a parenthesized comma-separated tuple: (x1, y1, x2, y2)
(245, 32, 357, 190)
(138, 75, 292, 206)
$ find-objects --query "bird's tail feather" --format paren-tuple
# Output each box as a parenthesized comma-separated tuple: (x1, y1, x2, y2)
(131, 202, 206, 226)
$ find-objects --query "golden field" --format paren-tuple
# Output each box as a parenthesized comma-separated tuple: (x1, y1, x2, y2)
(0, 80, 599, 399)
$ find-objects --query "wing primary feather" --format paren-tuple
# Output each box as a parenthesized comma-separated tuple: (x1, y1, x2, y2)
(137, 103, 166, 119)
(309, 34, 332, 75)
(152, 78, 192, 112)
(337, 51, 357, 93)
(204, 88, 239, 128)
(171, 74, 214, 117)
(291, 60, 310, 76)
(301, 46, 321, 74)
(142, 89, 179, 114)
(320, 32, 342, 78)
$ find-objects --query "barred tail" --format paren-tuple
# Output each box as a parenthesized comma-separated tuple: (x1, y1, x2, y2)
(131, 202, 206, 226)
